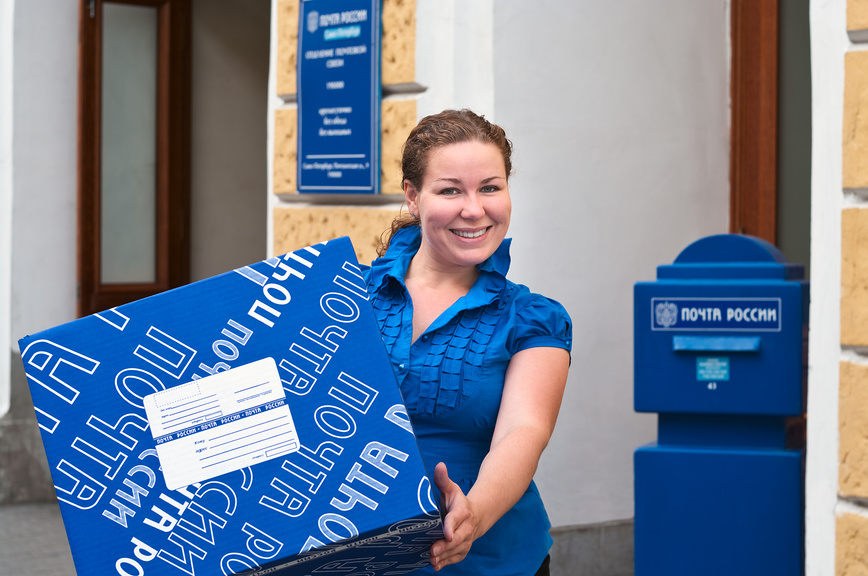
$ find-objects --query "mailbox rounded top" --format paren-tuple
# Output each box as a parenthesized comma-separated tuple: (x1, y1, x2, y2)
(657, 234, 805, 280)
(674, 234, 787, 264)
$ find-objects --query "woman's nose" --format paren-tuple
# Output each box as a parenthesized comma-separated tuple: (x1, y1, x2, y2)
(461, 193, 485, 219)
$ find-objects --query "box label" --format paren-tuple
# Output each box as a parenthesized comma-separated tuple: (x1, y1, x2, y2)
(144, 358, 299, 490)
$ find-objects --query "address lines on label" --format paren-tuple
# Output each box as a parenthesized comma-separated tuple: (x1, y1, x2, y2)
(235, 380, 273, 404)
(161, 394, 221, 431)
(199, 413, 295, 469)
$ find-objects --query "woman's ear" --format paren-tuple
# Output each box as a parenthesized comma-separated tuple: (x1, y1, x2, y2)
(403, 180, 419, 218)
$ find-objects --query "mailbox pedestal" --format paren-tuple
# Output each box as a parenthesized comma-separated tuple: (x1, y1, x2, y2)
(633, 235, 807, 576)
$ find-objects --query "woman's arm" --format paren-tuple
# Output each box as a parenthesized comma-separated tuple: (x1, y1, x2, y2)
(429, 345, 570, 571)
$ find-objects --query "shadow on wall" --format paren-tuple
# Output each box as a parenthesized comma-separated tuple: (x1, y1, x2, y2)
(0, 352, 56, 504)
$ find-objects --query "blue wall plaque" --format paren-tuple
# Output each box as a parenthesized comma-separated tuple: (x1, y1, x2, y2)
(298, 0, 381, 194)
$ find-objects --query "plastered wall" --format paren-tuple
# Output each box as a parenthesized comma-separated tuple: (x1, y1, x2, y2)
(271, 0, 418, 264)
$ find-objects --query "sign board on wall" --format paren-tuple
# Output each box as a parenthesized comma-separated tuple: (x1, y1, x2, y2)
(18, 237, 441, 576)
(297, 0, 381, 194)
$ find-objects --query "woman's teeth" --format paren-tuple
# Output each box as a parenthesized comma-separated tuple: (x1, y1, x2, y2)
(453, 228, 487, 239)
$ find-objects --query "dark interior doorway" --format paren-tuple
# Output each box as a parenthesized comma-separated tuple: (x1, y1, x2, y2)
(730, 0, 812, 276)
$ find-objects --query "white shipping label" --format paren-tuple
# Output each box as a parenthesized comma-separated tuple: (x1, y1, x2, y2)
(144, 357, 299, 490)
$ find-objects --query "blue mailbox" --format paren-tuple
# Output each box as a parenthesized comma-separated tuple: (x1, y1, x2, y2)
(633, 234, 807, 576)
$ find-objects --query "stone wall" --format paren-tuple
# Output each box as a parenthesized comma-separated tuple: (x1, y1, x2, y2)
(271, 0, 419, 264)
(838, 3, 868, 573)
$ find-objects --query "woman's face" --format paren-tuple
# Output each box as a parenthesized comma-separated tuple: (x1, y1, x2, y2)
(404, 140, 511, 272)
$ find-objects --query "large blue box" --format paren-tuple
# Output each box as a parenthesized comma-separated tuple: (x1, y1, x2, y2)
(18, 237, 441, 576)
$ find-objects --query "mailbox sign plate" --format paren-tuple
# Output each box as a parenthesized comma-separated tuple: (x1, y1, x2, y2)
(696, 356, 730, 381)
(651, 297, 782, 332)
(634, 282, 806, 416)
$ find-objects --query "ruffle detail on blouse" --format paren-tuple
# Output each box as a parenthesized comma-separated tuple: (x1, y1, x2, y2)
(417, 285, 512, 414)
(364, 224, 527, 414)
(368, 279, 407, 355)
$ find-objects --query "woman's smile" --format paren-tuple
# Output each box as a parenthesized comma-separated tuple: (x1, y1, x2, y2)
(452, 226, 491, 239)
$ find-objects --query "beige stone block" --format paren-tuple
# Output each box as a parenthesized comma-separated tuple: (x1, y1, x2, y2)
(381, 0, 416, 85)
(841, 208, 868, 345)
(274, 108, 298, 194)
(273, 206, 402, 265)
(843, 51, 868, 189)
(277, 0, 299, 97)
(381, 99, 416, 195)
(274, 102, 415, 196)
(850, 0, 868, 35)
(840, 360, 868, 498)
(837, 512, 868, 575)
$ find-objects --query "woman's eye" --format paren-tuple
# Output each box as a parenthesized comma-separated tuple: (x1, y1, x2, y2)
(481, 185, 500, 193)
(438, 188, 459, 196)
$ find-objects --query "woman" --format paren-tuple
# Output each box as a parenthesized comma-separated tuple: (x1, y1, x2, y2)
(363, 109, 572, 575)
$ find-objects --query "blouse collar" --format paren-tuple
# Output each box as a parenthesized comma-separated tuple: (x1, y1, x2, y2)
(369, 226, 512, 302)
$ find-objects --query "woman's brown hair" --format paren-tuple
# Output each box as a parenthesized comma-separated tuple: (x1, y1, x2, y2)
(377, 109, 513, 257)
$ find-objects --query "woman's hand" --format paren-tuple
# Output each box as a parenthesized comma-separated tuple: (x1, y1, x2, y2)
(429, 462, 480, 571)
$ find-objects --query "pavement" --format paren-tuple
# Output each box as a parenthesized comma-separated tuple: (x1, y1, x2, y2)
(0, 502, 76, 575)
(0, 502, 633, 576)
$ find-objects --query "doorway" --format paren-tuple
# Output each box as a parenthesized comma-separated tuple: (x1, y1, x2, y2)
(190, 0, 271, 281)
(730, 0, 812, 276)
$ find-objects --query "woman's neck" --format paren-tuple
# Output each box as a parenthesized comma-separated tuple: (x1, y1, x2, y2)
(405, 253, 479, 294)
(404, 255, 479, 342)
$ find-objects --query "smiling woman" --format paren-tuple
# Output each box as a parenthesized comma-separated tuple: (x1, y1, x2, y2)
(405, 140, 512, 278)
(363, 110, 572, 576)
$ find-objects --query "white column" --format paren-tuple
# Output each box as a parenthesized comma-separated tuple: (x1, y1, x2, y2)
(806, 0, 847, 574)
(0, 0, 14, 417)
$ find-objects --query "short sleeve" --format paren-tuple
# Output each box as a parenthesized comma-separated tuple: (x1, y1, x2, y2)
(507, 291, 573, 355)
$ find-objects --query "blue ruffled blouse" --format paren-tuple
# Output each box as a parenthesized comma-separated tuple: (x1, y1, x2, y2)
(363, 226, 573, 576)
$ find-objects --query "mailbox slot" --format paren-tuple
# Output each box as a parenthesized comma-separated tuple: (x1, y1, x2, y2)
(672, 335, 761, 352)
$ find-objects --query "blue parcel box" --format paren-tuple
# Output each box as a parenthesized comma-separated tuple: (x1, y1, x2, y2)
(633, 234, 807, 576)
(18, 237, 441, 576)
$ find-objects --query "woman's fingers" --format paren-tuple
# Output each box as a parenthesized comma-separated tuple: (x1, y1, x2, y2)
(430, 462, 478, 570)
